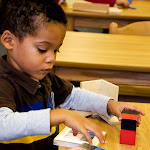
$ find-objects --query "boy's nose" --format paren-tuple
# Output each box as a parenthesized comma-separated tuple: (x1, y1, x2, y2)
(45, 51, 56, 64)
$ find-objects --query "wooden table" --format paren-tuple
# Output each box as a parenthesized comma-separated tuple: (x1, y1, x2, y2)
(61, 0, 150, 30)
(54, 31, 150, 102)
(59, 102, 150, 150)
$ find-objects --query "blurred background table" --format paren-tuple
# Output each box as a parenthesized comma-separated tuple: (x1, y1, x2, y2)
(54, 31, 150, 102)
(61, 0, 150, 31)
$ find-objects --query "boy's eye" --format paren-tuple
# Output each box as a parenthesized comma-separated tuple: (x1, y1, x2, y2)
(38, 48, 47, 53)
(38, 48, 60, 53)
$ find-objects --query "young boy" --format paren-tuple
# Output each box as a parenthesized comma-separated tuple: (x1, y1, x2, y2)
(0, 0, 144, 150)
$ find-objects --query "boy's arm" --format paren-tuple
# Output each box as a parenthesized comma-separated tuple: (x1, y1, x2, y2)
(60, 87, 144, 123)
(0, 106, 106, 145)
(60, 86, 112, 117)
(0, 107, 50, 141)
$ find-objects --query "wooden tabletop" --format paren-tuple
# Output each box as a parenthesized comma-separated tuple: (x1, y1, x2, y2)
(56, 31, 150, 73)
(54, 31, 150, 98)
(59, 102, 150, 150)
(121, 0, 150, 20)
(62, 1, 150, 20)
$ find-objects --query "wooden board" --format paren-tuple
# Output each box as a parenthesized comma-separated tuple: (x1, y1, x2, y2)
(73, 2, 109, 14)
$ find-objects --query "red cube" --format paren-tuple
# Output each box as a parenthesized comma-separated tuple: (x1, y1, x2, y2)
(120, 129, 136, 145)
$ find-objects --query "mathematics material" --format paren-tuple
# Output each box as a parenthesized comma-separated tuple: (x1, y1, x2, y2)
(80, 79, 120, 125)
(68, 143, 106, 150)
(53, 126, 106, 148)
(120, 110, 138, 145)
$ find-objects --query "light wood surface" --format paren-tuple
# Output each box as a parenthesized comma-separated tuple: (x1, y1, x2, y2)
(61, 1, 150, 30)
(54, 31, 150, 99)
(56, 31, 150, 72)
(109, 21, 150, 36)
(59, 102, 150, 150)
(73, 2, 109, 14)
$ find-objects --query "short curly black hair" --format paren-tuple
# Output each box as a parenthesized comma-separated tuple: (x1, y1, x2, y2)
(0, 0, 67, 41)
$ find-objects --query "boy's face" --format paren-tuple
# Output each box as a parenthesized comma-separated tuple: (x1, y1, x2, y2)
(7, 22, 66, 81)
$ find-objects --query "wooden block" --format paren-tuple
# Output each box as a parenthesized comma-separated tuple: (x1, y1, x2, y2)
(120, 129, 136, 145)
(78, 143, 97, 149)
(108, 7, 122, 15)
(80, 79, 120, 125)
(122, 113, 138, 121)
(54, 126, 106, 148)
(73, 2, 109, 14)
(69, 143, 106, 150)
(120, 110, 138, 145)
(122, 110, 139, 115)
(121, 118, 137, 131)
(121, 110, 138, 131)
(80, 79, 119, 101)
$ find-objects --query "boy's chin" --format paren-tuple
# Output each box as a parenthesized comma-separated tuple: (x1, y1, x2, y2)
(30, 76, 45, 82)
(30, 73, 48, 82)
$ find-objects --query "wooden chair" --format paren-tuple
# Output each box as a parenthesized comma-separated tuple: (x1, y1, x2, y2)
(109, 21, 150, 36)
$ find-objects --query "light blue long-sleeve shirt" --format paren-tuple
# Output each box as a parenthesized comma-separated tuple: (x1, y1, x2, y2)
(0, 86, 111, 141)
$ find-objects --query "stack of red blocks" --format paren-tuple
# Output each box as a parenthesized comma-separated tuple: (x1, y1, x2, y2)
(120, 110, 139, 145)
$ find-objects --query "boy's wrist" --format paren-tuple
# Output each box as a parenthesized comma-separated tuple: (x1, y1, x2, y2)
(50, 109, 69, 127)
(107, 99, 115, 114)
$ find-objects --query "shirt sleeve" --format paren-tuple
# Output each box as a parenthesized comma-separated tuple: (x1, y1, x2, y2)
(60, 86, 112, 118)
(0, 78, 51, 141)
(0, 107, 50, 141)
(85, 0, 116, 7)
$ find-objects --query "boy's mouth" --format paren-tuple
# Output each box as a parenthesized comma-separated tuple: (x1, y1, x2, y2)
(41, 69, 51, 73)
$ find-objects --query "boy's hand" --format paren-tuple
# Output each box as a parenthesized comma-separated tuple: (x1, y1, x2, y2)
(107, 100, 145, 126)
(50, 109, 106, 145)
(116, 0, 129, 7)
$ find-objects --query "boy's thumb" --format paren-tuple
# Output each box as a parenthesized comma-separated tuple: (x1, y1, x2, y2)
(115, 111, 122, 121)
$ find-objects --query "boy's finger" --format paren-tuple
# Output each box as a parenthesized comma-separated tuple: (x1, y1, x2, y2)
(73, 129, 78, 136)
(94, 131, 106, 144)
(137, 115, 141, 126)
(122, 105, 145, 116)
(87, 126, 106, 144)
(81, 129, 93, 145)
(113, 108, 122, 119)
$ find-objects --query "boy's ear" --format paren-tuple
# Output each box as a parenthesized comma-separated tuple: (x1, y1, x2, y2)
(1, 30, 14, 50)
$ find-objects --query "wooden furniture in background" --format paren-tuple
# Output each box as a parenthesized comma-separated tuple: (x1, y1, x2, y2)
(61, 1, 150, 31)
(54, 31, 150, 102)
(109, 21, 150, 36)
(73, 2, 109, 14)
(81, 79, 120, 125)
(59, 102, 150, 150)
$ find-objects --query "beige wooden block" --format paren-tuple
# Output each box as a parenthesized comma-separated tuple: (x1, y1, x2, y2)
(80, 79, 119, 101)
(80, 79, 120, 125)
(73, 2, 109, 14)
(108, 7, 123, 15)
